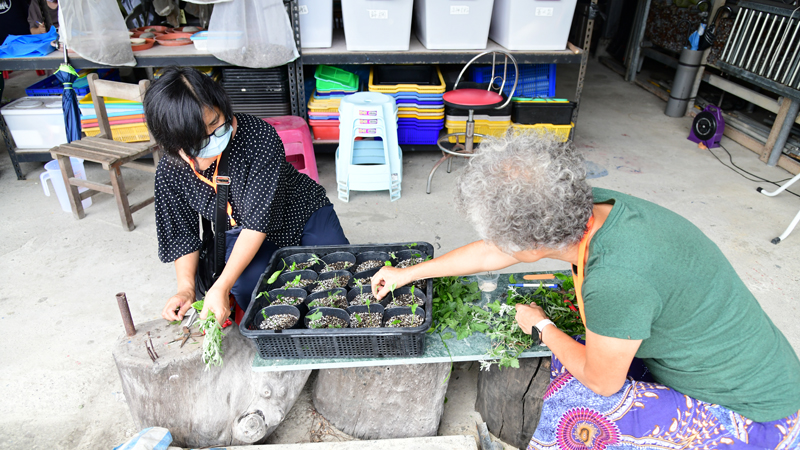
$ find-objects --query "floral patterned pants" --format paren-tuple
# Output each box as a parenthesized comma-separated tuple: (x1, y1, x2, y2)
(527, 355, 800, 450)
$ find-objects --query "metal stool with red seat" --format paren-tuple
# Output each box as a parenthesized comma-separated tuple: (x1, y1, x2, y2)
(427, 51, 518, 194)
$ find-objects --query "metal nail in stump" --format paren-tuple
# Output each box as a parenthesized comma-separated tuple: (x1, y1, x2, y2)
(116, 292, 136, 337)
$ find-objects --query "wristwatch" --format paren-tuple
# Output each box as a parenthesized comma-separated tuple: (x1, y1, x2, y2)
(532, 319, 555, 346)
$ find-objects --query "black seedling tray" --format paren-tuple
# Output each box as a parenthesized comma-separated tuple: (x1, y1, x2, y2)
(511, 101, 576, 125)
(372, 65, 439, 86)
(241, 242, 434, 359)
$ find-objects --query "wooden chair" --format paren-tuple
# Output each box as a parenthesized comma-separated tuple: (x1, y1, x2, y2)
(50, 73, 159, 231)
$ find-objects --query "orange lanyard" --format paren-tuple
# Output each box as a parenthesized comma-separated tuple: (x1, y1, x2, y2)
(573, 215, 595, 327)
(189, 154, 236, 227)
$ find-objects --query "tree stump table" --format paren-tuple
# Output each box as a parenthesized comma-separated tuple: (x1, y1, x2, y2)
(312, 363, 452, 440)
(475, 357, 551, 449)
(112, 319, 311, 448)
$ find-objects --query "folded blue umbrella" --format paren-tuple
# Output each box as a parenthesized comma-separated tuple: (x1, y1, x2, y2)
(0, 26, 58, 58)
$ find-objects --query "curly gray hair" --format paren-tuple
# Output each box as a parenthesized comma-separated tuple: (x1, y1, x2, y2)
(455, 132, 594, 253)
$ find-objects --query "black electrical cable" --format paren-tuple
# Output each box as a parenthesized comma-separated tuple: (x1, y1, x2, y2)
(704, 139, 800, 199)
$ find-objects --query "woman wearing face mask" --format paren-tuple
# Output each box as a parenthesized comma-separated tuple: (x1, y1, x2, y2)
(144, 67, 349, 325)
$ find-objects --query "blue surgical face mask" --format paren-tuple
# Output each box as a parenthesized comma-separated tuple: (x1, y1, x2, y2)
(195, 123, 232, 159)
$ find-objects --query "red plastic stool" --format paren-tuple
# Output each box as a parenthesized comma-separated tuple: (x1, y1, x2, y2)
(264, 116, 319, 182)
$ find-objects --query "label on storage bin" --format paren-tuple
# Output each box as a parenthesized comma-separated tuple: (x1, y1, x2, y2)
(357, 128, 377, 134)
(368, 9, 389, 19)
(298, 4, 309, 14)
(450, 5, 470, 14)
(359, 110, 377, 116)
(359, 119, 378, 124)
(535, 7, 554, 16)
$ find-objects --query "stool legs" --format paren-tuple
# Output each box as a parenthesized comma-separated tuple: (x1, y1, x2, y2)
(428, 110, 478, 194)
(109, 165, 135, 231)
(758, 172, 800, 244)
(56, 154, 86, 220)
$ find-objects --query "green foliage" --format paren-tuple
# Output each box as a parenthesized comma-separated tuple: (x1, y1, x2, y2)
(429, 276, 483, 340)
(411, 303, 418, 315)
(404, 243, 418, 248)
(285, 274, 303, 288)
(289, 261, 298, 272)
(354, 313, 363, 323)
(307, 310, 324, 329)
(255, 291, 269, 300)
(267, 261, 287, 284)
(191, 301, 223, 370)
(508, 274, 516, 283)
(384, 261, 392, 266)
(391, 319, 401, 326)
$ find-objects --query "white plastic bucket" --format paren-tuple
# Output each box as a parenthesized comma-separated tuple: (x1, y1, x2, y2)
(40, 159, 93, 213)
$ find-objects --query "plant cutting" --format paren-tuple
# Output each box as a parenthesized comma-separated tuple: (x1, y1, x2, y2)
(307, 309, 348, 329)
(311, 273, 350, 293)
(308, 290, 348, 309)
(191, 300, 223, 370)
(349, 311, 382, 328)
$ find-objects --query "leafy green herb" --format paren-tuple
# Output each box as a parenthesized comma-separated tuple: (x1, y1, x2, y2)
(191, 301, 223, 370)
(170, 320, 181, 325)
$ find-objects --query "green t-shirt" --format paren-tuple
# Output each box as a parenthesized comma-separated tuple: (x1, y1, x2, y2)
(583, 188, 800, 422)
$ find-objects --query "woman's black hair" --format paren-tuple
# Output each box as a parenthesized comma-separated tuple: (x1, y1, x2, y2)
(143, 66, 233, 158)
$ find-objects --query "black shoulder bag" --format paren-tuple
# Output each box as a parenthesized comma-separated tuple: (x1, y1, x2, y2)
(195, 149, 232, 300)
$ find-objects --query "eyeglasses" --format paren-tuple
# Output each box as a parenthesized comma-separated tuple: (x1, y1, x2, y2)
(198, 119, 231, 150)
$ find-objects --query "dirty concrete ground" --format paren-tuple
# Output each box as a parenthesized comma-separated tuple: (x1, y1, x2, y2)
(1, 52, 799, 449)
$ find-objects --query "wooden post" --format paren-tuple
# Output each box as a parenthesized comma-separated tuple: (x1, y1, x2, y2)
(475, 357, 551, 450)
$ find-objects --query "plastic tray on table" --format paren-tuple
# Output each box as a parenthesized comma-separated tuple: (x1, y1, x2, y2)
(241, 242, 434, 359)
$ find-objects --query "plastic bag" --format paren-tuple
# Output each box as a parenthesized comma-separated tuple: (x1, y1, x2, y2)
(184, 0, 232, 4)
(207, 0, 299, 68)
(60, 0, 136, 66)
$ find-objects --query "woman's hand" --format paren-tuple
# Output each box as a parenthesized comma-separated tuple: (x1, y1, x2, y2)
(162, 289, 195, 321)
(514, 303, 549, 335)
(201, 284, 231, 325)
(371, 266, 414, 300)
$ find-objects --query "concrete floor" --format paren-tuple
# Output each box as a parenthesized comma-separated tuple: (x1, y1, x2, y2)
(1, 54, 799, 449)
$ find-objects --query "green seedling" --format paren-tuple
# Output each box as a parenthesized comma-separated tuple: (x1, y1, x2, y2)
(411, 303, 418, 315)
(412, 252, 422, 259)
(389, 251, 397, 259)
(307, 310, 323, 329)
(353, 313, 363, 324)
(384, 261, 392, 266)
(390, 319, 402, 326)
(267, 261, 287, 284)
(389, 283, 397, 301)
(404, 243, 418, 248)
(285, 274, 303, 288)
(261, 308, 269, 321)
(410, 285, 415, 296)
(308, 254, 325, 269)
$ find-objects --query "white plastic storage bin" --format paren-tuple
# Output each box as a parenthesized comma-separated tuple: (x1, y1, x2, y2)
(0, 97, 68, 149)
(341, 0, 413, 51)
(414, 0, 494, 50)
(299, 0, 333, 48)
(489, 0, 579, 50)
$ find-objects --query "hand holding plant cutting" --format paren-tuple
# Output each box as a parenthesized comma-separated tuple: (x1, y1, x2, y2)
(192, 300, 224, 370)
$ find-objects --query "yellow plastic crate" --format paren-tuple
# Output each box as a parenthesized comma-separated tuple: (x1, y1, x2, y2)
(511, 122, 574, 142)
(445, 120, 512, 143)
(79, 93, 142, 106)
(400, 112, 445, 120)
(368, 67, 446, 94)
(307, 91, 344, 113)
(83, 123, 151, 143)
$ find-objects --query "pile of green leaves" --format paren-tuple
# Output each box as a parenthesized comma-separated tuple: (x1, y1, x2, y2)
(192, 301, 224, 370)
(429, 273, 584, 371)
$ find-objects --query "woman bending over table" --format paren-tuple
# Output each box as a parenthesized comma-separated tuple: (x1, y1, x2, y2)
(371, 133, 800, 449)
(145, 67, 348, 325)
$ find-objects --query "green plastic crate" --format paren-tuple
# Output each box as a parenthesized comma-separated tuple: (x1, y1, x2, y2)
(315, 65, 359, 91)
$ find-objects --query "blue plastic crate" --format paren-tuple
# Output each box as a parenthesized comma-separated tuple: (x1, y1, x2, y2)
(470, 64, 555, 98)
(398, 122, 443, 145)
(25, 69, 120, 97)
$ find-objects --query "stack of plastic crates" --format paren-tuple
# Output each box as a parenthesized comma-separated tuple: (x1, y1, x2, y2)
(368, 65, 445, 145)
(220, 67, 291, 119)
(510, 98, 575, 142)
(79, 93, 149, 143)
(470, 64, 556, 98)
(444, 91, 513, 144)
(308, 65, 360, 141)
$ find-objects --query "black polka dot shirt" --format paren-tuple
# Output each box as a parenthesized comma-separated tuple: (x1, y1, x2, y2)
(154, 113, 331, 263)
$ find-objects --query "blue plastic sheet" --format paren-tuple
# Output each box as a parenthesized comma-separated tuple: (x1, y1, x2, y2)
(0, 26, 58, 58)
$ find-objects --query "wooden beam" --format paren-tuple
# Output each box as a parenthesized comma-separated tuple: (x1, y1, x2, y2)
(762, 98, 793, 162)
(723, 126, 765, 154)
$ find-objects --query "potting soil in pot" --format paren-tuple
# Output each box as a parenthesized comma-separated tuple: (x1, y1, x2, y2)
(350, 292, 377, 306)
(282, 278, 315, 289)
(396, 257, 425, 268)
(352, 275, 372, 286)
(385, 314, 423, 328)
(309, 316, 349, 329)
(350, 312, 382, 328)
(308, 294, 348, 309)
(312, 276, 350, 293)
(354, 260, 384, 273)
(269, 295, 304, 307)
(292, 261, 316, 270)
(386, 293, 423, 309)
(259, 314, 298, 330)
(320, 261, 353, 273)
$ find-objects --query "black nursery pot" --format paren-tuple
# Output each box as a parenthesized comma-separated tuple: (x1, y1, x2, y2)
(382, 306, 426, 328)
(392, 249, 429, 266)
(311, 270, 352, 293)
(280, 252, 319, 271)
(382, 285, 425, 309)
(346, 304, 385, 328)
(346, 284, 378, 306)
(255, 304, 303, 331)
(317, 251, 356, 273)
(304, 306, 351, 329)
(352, 251, 392, 273)
(265, 288, 308, 317)
(305, 287, 348, 311)
(348, 267, 381, 289)
(274, 269, 318, 292)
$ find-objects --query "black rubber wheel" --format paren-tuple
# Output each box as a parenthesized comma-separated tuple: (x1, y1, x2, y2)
(771, 237, 781, 245)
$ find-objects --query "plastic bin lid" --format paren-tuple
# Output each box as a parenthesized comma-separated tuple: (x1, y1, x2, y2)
(1, 97, 64, 115)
